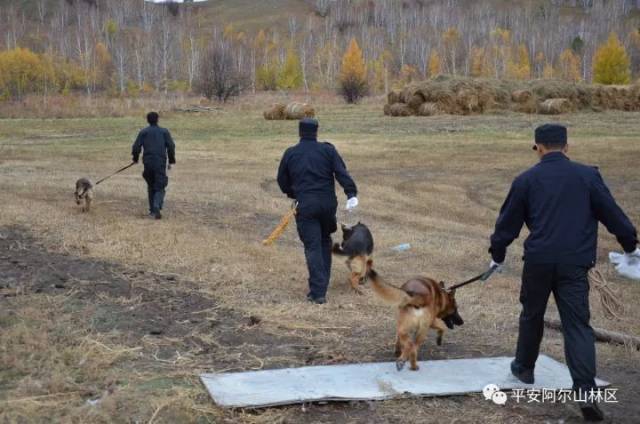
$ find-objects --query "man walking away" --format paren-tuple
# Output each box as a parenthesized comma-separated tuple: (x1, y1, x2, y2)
(277, 118, 359, 304)
(132, 112, 176, 220)
(488, 124, 638, 421)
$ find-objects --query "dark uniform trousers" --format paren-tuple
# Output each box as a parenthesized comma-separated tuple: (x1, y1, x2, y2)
(143, 162, 168, 214)
(295, 196, 337, 299)
(517, 262, 596, 391)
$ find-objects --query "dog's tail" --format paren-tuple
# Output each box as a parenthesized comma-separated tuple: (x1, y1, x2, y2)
(367, 268, 412, 307)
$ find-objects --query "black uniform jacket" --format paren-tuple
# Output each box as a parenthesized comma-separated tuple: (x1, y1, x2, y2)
(132, 125, 176, 167)
(277, 138, 357, 202)
(490, 152, 637, 266)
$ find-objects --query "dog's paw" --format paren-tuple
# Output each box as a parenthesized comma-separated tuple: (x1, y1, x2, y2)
(351, 287, 364, 295)
(410, 364, 420, 371)
(395, 360, 406, 371)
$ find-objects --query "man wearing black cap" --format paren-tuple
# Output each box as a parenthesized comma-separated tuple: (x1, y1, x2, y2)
(277, 118, 358, 304)
(132, 112, 176, 220)
(488, 124, 638, 421)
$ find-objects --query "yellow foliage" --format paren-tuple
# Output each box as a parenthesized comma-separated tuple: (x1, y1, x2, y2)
(370, 56, 386, 93)
(398, 64, 419, 84)
(223, 24, 235, 39)
(491, 28, 511, 46)
(428, 51, 442, 77)
(104, 19, 118, 37)
(593, 32, 631, 84)
(543, 62, 554, 79)
(559, 49, 582, 82)
(490, 28, 512, 78)
(0, 48, 55, 99)
(507, 44, 531, 80)
(443, 27, 461, 74)
(256, 61, 279, 91)
(254, 29, 267, 50)
(470, 47, 485, 77)
(443, 27, 460, 47)
(339, 39, 368, 102)
(277, 47, 303, 90)
(95, 42, 114, 89)
(341, 38, 367, 81)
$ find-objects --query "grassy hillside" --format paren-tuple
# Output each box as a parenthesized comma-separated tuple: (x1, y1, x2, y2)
(195, 0, 313, 31)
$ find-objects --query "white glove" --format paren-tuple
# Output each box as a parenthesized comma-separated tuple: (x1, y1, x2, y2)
(624, 247, 640, 264)
(625, 247, 640, 259)
(490, 260, 503, 273)
(345, 197, 359, 211)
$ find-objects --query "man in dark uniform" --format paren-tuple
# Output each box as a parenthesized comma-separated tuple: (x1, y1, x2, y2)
(277, 118, 358, 304)
(489, 124, 638, 421)
(132, 112, 176, 220)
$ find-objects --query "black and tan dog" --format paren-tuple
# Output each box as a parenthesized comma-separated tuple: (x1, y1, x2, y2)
(332, 222, 374, 294)
(74, 178, 94, 212)
(367, 268, 464, 371)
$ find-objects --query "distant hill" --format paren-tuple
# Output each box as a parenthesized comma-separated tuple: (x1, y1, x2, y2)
(196, 0, 313, 31)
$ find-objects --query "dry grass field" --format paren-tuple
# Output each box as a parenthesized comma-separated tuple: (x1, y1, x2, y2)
(1, 96, 639, 423)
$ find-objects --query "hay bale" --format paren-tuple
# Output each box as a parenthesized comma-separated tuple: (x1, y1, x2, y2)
(407, 93, 426, 111)
(511, 90, 532, 103)
(400, 87, 415, 104)
(284, 102, 315, 120)
(387, 90, 402, 105)
(417, 102, 438, 116)
(389, 103, 413, 117)
(263, 103, 286, 120)
(598, 85, 634, 110)
(529, 79, 579, 104)
(538, 98, 573, 115)
(456, 90, 480, 114)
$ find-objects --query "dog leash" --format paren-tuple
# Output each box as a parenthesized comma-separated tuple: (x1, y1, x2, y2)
(446, 265, 499, 292)
(95, 162, 136, 186)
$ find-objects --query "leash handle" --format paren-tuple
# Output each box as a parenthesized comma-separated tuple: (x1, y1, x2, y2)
(447, 265, 498, 292)
(480, 265, 499, 281)
(95, 162, 136, 186)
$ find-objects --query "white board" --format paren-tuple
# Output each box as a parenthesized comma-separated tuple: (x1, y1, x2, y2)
(200, 355, 609, 408)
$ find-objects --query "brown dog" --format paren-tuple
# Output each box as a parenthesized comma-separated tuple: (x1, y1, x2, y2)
(74, 178, 94, 212)
(367, 268, 464, 371)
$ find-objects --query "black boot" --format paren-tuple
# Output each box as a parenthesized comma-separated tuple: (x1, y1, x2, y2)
(580, 400, 604, 422)
(511, 360, 534, 384)
(306, 294, 326, 304)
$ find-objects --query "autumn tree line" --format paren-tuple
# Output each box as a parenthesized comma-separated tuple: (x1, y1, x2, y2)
(1, 0, 640, 103)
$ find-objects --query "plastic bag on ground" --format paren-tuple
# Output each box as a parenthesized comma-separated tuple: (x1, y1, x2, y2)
(609, 251, 640, 280)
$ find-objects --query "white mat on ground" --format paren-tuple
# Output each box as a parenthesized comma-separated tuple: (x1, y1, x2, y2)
(200, 355, 609, 408)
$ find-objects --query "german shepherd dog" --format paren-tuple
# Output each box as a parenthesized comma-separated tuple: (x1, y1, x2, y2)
(74, 178, 94, 212)
(367, 268, 464, 371)
(332, 223, 374, 294)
